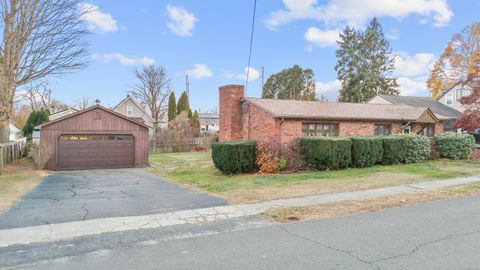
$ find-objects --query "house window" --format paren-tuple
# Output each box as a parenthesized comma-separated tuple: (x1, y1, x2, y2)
(127, 106, 133, 116)
(446, 93, 453, 105)
(302, 123, 338, 137)
(420, 124, 435, 137)
(374, 124, 391, 136)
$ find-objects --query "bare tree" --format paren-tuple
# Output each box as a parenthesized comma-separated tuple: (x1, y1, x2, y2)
(0, 0, 90, 142)
(75, 96, 96, 110)
(128, 65, 171, 151)
(19, 81, 52, 110)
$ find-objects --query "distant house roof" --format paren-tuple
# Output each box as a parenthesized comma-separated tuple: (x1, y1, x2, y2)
(199, 113, 219, 125)
(373, 94, 460, 119)
(244, 97, 438, 123)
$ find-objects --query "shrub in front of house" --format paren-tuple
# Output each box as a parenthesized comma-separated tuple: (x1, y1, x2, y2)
(399, 134, 431, 163)
(350, 137, 384, 167)
(301, 137, 352, 171)
(212, 140, 257, 174)
(433, 133, 476, 160)
(381, 136, 407, 165)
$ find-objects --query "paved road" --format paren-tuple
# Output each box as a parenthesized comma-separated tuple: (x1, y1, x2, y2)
(3, 195, 480, 269)
(0, 169, 226, 229)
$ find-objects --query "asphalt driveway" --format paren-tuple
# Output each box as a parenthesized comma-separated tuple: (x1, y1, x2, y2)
(0, 169, 226, 229)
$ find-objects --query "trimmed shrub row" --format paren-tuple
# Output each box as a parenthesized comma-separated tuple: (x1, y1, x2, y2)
(433, 133, 476, 160)
(350, 137, 383, 168)
(212, 134, 475, 174)
(212, 140, 256, 174)
(301, 137, 352, 170)
(302, 135, 430, 171)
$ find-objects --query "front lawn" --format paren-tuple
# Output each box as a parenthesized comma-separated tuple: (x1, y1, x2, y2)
(149, 152, 480, 204)
(0, 159, 47, 213)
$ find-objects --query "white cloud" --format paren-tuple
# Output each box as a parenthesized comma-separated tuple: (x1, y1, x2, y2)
(102, 53, 155, 66)
(397, 77, 429, 95)
(316, 79, 341, 94)
(304, 27, 340, 47)
(237, 67, 260, 81)
(223, 67, 260, 81)
(79, 3, 118, 32)
(166, 5, 197, 37)
(394, 52, 436, 77)
(186, 64, 213, 79)
(266, 0, 453, 30)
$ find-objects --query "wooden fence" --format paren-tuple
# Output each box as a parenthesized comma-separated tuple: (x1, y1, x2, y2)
(150, 136, 217, 153)
(0, 139, 27, 172)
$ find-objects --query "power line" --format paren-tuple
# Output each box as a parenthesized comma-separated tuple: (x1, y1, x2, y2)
(245, 0, 257, 95)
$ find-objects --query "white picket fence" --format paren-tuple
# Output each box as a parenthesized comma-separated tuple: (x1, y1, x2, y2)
(0, 138, 27, 172)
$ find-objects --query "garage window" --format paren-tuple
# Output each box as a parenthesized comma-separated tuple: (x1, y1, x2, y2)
(59, 135, 133, 141)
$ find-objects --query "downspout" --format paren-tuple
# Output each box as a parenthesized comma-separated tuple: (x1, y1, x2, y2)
(279, 117, 285, 145)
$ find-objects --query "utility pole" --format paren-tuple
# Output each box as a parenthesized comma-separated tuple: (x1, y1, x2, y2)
(261, 66, 265, 90)
(186, 75, 190, 97)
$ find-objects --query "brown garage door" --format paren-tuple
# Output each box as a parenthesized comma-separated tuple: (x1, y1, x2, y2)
(57, 134, 135, 170)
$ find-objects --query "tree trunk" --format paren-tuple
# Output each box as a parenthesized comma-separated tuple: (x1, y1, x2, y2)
(152, 121, 158, 153)
(0, 121, 9, 143)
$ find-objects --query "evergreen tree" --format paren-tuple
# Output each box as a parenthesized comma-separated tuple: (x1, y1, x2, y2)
(176, 91, 190, 114)
(22, 108, 49, 140)
(262, 65, 316, 100)
(191, 110, 200, 129)
(167, 92, 177, 122)
(336, 18, 399, 102)
(187, 108, 193, 119)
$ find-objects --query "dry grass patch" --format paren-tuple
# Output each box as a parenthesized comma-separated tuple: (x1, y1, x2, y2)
(0, 159, 47, 213)
(149, 152, 480, 204)
(264, 182, 480, 223)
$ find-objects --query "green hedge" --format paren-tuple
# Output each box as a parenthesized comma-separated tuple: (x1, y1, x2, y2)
(381, 136, 407, 165)
(350, 137, 384, 167)
(433, 133, 476, 160)
(301, 137, 352, 171)
(400, 134, 431, 163)
(212, 140, 257, 174)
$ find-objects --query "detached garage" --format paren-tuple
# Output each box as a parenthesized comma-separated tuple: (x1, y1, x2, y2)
(40, 105, 149, 171)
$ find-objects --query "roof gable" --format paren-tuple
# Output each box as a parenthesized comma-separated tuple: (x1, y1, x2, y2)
(41, 105, 150, 129)
(114, 96, 154, 121)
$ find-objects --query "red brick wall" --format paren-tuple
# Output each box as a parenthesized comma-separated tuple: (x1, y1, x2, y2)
(219, 85, 244, 141)
(243, 103, 279, 143)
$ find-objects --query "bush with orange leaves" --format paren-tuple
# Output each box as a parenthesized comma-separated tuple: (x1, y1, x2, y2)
(255, 142, 280, 173)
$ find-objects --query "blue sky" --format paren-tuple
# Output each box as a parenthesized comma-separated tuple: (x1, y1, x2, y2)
(50, 0, 480, 111)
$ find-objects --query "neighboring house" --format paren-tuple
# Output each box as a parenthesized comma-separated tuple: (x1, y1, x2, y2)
(199, 113, 219, 133)
(9, 123, 21, 141)
(435, 84, 472, 112)
(40, 105, 149, 171)
(113, 95, 159, 135)
(32, 108, 78, 143)
(49, 108, 77, 121)
(219, 85, 445, 145)
(368, 94, 461, 131)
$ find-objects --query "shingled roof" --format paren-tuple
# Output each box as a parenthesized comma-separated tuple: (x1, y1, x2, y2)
(374, 95, 460, 119)
(244, 97, 438, 122)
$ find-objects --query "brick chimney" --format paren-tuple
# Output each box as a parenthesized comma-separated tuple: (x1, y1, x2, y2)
(219, 85, 244, 142)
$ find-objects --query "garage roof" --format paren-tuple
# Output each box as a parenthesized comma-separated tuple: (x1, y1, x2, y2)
(40, 105, 151, 129)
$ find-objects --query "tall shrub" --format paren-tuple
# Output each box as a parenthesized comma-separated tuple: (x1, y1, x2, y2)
(381, 136, 407, 164)
(301, 137, 352, 171)
(212, 141, 256, 174)
(350, 137, 383, 167)
(22, 109, 50, 140)
(400, 134, 430, 163)
(433, 133, 475, 160)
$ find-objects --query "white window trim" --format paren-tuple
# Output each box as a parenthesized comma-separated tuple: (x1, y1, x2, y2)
(126, 106, 133, 116)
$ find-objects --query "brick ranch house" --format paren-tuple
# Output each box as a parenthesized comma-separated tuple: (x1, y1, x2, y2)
(219, 85, 447, 144)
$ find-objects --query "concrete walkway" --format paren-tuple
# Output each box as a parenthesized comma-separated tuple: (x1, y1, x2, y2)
(1, 175, 479, 248)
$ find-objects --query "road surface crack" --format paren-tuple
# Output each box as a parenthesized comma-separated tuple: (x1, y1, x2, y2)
(372, 229, 480, 264)
(278, 225, 380, 270)
(81, 206, 90, 220)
